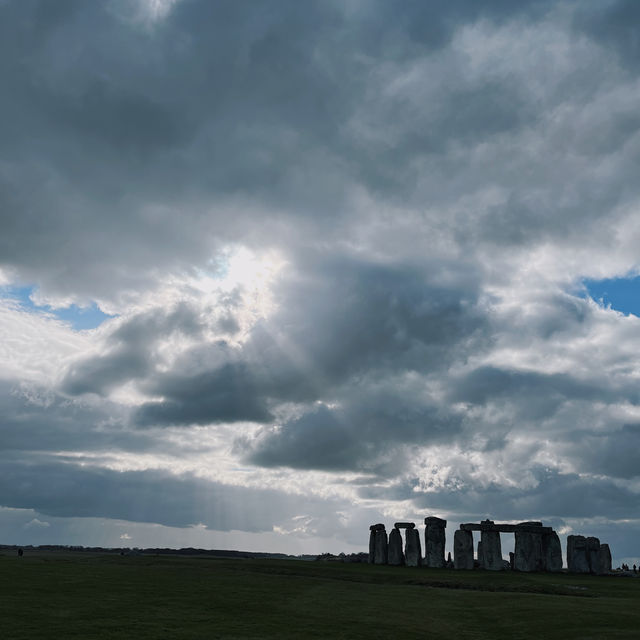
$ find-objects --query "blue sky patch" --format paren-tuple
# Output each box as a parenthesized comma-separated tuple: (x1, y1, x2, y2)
(583, 276, 640, 317)
(0, 285, 114, 330)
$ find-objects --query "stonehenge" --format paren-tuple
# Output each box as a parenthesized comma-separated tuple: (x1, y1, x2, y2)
(368, 518, 614, 575)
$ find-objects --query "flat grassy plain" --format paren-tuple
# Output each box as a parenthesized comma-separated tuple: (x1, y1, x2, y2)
(1, 551, 639, 639)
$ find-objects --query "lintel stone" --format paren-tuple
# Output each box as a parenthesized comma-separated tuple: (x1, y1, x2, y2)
(394, 522, 415, 529)
(424, 516, 447, 527)
(460, 522, 552, 534)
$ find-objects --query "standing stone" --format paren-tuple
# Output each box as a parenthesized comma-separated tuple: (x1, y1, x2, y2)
(405, 527, 422, 567)
(480, 530, 503, 571)
(369, 523, 385, 564)
(454, 529, 474, 570)
(542, 531, 563, 572)
(368, 530, 376, 563)
(586, 537, 601, 574)
(567, 535, 590, 573)
(424, 517, 447, 568)
(373, 528, 388, 565)
(514, 530, 544, 572)
(509, 552, 515, 570)
(388, 527, 404, 566)
(477, 540, 484, 568)
(597, 543, 612, 575)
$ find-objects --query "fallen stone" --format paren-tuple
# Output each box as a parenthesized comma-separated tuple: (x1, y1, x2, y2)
(514, 530, 544, 572)
(567, 535, 590, 573)
(373, 528, 388, 565)
(542, 531, 563, 572)
(480, 530, 503, 571)
(394, 522, 416, 529)
(388, 527, 404, 565)
(454, 529, 474, 570)
(424, 518, 446, 568)
(404, 527, 422, 567)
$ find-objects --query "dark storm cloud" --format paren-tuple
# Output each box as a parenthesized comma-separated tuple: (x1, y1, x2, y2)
(1, 0, 562, 301)
(574, 0, 640, 65)
(244, 394, 462, 473)
(135, 360, 275, 426)
(0, 453, 347, 533)
(561, 424, 640, 480)
(132, 254, 486, 426)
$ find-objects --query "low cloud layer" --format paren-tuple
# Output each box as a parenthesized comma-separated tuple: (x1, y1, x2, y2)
(1, 0, 640, 562)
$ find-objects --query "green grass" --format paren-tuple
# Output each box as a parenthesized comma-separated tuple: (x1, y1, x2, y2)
(1, 552, 639, 639)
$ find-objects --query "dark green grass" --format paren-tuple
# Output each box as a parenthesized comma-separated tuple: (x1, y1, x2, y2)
(1, 552, 639, 639)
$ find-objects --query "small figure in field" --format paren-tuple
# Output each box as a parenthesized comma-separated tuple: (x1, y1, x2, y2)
(17, 548, 23, 557)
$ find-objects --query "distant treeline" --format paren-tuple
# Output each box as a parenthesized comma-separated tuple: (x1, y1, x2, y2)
(0, 544, 316, 561)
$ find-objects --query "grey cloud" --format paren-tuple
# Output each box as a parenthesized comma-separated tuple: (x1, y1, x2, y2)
(243, 405, 395, 473)
(135, 361, 274, 426)
(4, 0, 640, 557)
(574, 0, 640, 66)
(0, 453, 359, 535)
(364, 468, 640, 522)
(132, 255, 486, 426)
(0, 0, 594, 302)
(0, 382, 148, 454)
(243, 389, 463, 473)
(449, 366, 619, 420)
(62, 303, 202, 396)
(562, 424, 640, 480)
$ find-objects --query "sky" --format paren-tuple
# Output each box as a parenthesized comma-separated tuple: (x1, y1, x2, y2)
(2, 0, 640, 566)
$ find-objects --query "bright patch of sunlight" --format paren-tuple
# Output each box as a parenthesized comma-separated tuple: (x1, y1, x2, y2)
(222, 247, 285, 293)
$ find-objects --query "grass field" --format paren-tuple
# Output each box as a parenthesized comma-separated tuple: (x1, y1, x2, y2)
(1, 551, 639, 639)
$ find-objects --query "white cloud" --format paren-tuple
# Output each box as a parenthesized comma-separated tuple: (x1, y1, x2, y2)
(24, 518, 50, 529)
